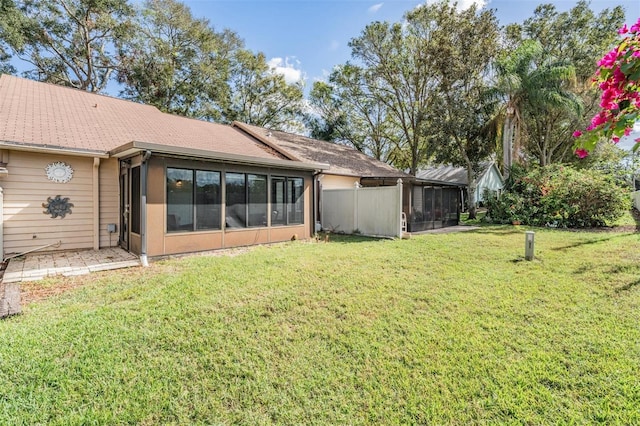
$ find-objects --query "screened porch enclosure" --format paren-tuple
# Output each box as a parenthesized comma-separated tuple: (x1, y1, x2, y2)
(410, 186, 460, 232)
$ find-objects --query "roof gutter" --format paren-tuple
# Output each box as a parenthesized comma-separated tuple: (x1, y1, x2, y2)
(414, 177, 466, 187)
(0, 140, 109, 158)
(110, 140, 329, 171)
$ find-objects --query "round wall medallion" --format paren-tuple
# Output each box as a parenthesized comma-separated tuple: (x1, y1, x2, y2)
(45, 162, 74, 183)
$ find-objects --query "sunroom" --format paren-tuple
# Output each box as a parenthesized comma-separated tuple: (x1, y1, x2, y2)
(111, 142, 327, 263)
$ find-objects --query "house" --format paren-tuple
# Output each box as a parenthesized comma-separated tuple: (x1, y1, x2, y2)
(231, 124, 462, 234)
(416, 162, 504, 208)
(0, 74, 328, 263)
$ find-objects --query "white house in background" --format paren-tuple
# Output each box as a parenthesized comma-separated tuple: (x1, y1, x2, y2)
(416, 161, 504, 208)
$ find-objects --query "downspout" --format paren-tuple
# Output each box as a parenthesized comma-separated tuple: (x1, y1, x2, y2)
(312, 170, 322, 234)
(92, 157, 100, 250)
(140, 150, 151, 267)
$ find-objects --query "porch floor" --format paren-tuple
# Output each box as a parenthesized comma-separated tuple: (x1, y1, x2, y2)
(2, 248, 141, 284)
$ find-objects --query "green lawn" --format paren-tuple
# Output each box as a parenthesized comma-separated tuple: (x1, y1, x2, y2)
(1, 227, 640, 424)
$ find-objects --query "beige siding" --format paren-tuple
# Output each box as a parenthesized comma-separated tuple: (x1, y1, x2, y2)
(319, 174, 359, 190)
(99, 158, 119, 248)
(2, 152, 95, 255)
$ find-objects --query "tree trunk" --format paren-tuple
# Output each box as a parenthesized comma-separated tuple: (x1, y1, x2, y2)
(502, 113, 514, 177)
(466, 165, 477, 220)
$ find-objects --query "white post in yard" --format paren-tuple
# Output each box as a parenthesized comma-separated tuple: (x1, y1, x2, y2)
(525, 231, 535, 261)
(353, 181, 360, 233)
(397, 179, 403, 238)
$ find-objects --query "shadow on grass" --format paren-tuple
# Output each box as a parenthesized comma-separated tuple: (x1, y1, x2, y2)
(553, 232, 636, 251)
(615, 279, 640, 293)
(469, 226, 526, 236)
(320, 232, 388, 244)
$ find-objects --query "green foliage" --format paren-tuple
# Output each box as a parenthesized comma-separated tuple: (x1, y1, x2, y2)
(574, 142, 639, 190)
(223, 50, 305, 131)
(1, 0, 135, 92)
(307, 67, 398, 162)
(1, 230, 640, 423)
(425, 3, 500, 218)
(502, 1, 625, 166)
(316, 1, 502, 175)
(118, 0, 241, 120)
(485, 165, 630, 227)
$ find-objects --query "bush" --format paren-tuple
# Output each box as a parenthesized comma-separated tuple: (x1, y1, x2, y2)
(485, 165, 630, 228)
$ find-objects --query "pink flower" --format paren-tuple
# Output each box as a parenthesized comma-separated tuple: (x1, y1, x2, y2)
(597, 49, 619, 68)
(624, 127, 632, 136)
(612, 136, 620, 143)
(612, 67, 626, 86)
(575, 148, 589, 159)
(630, 18, 640, 33)
(572, 130, 582, 138)
(618, 24, 629, 35)
(589, 112, 609, 129)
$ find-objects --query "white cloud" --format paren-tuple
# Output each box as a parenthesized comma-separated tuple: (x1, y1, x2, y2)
(368, 3, 383, 14)
(423, 0, 487, 11)
(458, 0, 487, 10)
(267, 57, 304, 84)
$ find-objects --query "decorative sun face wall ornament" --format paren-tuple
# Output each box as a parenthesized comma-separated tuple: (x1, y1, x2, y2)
(45, 162, 74, 183)
(43, 195, 74, 218)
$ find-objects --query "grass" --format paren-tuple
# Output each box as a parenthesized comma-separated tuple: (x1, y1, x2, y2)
(1, 227, 640, 424)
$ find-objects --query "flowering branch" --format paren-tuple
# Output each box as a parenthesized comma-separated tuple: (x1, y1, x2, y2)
(574, 17, 640, 158)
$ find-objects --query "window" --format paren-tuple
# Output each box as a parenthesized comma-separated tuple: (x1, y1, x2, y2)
(167, 168, 221, 232)
(131, 166, 141, 234)
(248, 174, 268, 227)
(196, 171, 221, 230)
(271, 177, 286, 225)
(288, 178, 304, 224)
(225, 173, 268, 228)
(225, 173, 246, 228)
(271, 176, 304, 225)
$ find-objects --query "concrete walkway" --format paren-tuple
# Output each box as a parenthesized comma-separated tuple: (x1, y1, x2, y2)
(2, 247, 140, 284)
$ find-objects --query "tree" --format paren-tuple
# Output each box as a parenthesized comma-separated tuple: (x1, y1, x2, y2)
(347, 11, 443, 174)
(222, 50, 305, 131)
(494, 39, 581, 172)
(1, 0, 134, 92)
(503, 1, 625, 167)
(0, 0, 19, 75)
(426, 2, 500, 219)
(118, 0, 241, 120)
(307, 65, 399, 162)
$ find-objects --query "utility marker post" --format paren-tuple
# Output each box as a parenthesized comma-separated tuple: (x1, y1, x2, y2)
(525, 231, 535, 261)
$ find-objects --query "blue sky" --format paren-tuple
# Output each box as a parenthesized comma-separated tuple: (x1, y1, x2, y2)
(182, 0, 640, 86)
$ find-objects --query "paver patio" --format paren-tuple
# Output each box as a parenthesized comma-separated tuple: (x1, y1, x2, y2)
(2, 248, 141, 284)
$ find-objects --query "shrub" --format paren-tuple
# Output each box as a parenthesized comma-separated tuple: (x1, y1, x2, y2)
(485, 165, 630, 228)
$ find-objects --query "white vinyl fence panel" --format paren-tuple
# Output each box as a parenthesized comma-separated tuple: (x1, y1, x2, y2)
(321, 181, 403, 238)
(633, 190, 640, 210)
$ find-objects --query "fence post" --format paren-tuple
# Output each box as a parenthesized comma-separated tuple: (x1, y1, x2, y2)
(353, 181, 360, 233)
(396, 179, 403, 238)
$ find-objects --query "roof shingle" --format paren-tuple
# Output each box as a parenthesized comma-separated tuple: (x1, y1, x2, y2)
(234, 123, 411, 179)
(0, 75, 285, 160)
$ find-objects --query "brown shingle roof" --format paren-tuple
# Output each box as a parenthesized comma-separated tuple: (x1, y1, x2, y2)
(0, 74, 286, 161)
(234, 122, 411, 179)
